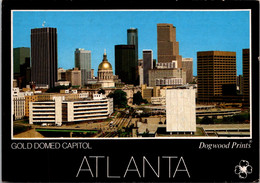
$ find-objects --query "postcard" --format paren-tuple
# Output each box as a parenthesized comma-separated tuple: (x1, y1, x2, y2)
(2, 0, 259, 182)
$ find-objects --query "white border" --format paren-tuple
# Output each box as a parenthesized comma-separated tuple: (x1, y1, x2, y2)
(11, 9, 252, 140)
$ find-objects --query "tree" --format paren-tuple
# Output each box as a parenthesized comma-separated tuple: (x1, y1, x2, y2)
(133, 91, 148, 105)
(108, 89, 127, 108)
(98, 89, 105, 94)
(46, 85, 69, 93)
(200, 116, 214, 124)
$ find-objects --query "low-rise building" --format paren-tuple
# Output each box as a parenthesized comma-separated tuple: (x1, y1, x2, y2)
(29, 94, 113, 125)
(66, 67, 81, 87)
(151, 97, 166, 105)
(149, 68, 186, 87)
(13, 96, 25, 120)
(156, 77, 183, 86)
(12, 88, 27, 120)
(55, 81, 70, 87)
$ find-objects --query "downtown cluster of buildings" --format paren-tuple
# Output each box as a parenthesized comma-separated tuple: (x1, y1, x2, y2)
(13, 23, 250, 132)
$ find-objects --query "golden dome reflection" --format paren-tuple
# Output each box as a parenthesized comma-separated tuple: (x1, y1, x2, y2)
(98, 61, 112, 70)
(98, 50, 113, 70)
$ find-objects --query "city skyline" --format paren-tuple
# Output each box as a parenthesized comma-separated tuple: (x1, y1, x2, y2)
(13, 10, 250, 76)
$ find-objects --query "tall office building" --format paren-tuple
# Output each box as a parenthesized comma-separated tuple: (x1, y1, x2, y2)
(75, 48, 91, 86)
(143, 50, 153, 85)
(127, 28, 138, 61)
(182, 58, 193, 83)
(13, 47, 30, 76)
(197, 51, 236, 103)
(13, 47, 31, 88)
(115, 45, 137, 85)
(127, 28, 139, 85)
(157, 23, 182, 68)
(242, 49, 250, 106)
(31, 27, 58, 88)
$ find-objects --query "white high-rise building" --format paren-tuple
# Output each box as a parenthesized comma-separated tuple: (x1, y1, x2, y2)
(166, 88, 196, 132)
(75, 48, 91, 86)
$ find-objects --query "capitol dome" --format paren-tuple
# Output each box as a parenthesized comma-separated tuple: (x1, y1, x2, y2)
(98, 51, 112, 70)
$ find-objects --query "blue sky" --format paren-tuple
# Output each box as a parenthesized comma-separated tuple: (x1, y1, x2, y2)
(13, 10, 250, 76)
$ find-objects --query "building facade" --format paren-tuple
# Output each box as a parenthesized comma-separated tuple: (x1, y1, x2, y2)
(148, 68, 186, 87)
(138, 59, 143, 86)
(12, 88, 34, 120)
(31, 27, 58, 88)
(58, 68, 66, 81)
(13, 47, 30, 75)
(29, 94, 113, 125)
(75, 48, 91, 86)
(182, 58, 193, 83)
(127, 28, 138, 65)
(143, 50, 153, 85)
(157, 23, 182, 68)
(156, 77, 183, 86)
(66, 67, 81, 87)
(115, 45, 137, 85)
(197, 51, 236, 103)
(13, 47, 31, 88)
(166, 88, 196, 132)
(236, 75, 243, 95)
(242, 49, 250, 107)
(13, 96, 25, 120)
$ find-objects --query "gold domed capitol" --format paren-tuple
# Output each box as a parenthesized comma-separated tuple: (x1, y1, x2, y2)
(98, 49, 112, 70)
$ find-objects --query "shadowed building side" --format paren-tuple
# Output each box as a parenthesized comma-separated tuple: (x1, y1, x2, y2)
(197, 51, 236, 103)
(115, 45, 137, 85)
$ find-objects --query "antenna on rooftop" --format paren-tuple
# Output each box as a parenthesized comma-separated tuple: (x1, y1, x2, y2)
(42, 21, 46, 27)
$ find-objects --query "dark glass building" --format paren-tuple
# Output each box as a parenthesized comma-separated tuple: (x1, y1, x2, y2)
(127, 28, 138, 63)
(242, 49, 250, 107)
(115, 45, 137, 85)
(13, 47, 30, 76)
(143, 50, 153, 85)
(31, 27, 58, 88)
(13, 47, 30, 88)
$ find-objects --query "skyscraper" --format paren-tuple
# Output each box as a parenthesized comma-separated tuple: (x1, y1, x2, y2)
(143, 50, 153, 85)
(13, 47, 30, 76)
(31, 27, 58, 88)
(115, 45, 137, 85)
(13, 47, 31, 88)
(127, 28, 138, 62)
(197, 51, 236, 103)
(127, 28, 139, 85)
(75, 48, 91, 86)
(157, 23, 182, 68)
(182, 58, 193, 83)
(242, 49, 250, 106)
